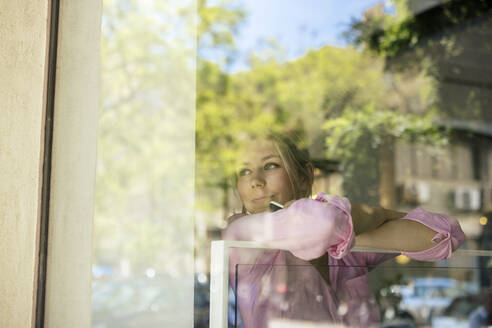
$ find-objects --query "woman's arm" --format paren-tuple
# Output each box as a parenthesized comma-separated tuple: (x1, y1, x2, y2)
(350, 204, 406, 235)
(223, 195, 355, 260)
(351, 204, 440, 252)
(306, 196, 464, 260)
(355, 218, 438, 252)
(224, 194, 465, 262)
(354, 207, 466, 261)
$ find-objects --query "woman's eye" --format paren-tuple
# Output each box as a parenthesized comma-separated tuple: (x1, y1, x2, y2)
(238, 169, 251, 176)
(264, 163, 280, 170)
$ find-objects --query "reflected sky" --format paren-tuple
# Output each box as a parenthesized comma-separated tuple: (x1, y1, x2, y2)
(202, 0, 395, 73)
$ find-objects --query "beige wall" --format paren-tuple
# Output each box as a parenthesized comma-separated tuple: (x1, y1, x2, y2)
(0, 1, 49, 327)
(0, 1, 101, 327)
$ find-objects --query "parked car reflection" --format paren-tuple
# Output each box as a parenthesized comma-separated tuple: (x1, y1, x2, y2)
(397, 278, 464, 325)
(431, 294, 481, 328)
(379, 285, 416, 328)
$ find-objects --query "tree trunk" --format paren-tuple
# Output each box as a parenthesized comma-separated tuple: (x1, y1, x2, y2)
(222, 177, 229, 221)
(379, 135, 396, 209)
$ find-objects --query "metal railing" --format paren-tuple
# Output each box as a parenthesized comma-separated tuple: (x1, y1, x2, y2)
(209, 240, 492, 328)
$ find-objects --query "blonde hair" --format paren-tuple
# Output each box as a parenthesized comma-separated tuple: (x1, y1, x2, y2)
(270, 134, 314, 199)
(234, 133, 314, 200)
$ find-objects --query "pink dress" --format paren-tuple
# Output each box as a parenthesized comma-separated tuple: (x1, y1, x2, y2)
(222, 193, 465, 327)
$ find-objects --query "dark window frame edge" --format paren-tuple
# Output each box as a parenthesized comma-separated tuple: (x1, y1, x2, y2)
(35, 0, 60, 327)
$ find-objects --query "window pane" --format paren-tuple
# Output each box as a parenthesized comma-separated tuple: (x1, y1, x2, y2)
(231, 251, 491, 328)
(196, 1, 492, 328)
(93, 0, 196, 327)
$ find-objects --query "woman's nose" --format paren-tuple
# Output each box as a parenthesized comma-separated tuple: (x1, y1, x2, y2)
(250, 171, 265, 188)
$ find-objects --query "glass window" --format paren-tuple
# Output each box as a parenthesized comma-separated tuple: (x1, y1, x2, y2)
(196, 1, 492, 327)
(93, 0, 196, 327)
(93, 0, 492, 327)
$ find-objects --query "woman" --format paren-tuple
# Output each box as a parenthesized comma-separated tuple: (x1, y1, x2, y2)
(223, 134, 465, 327)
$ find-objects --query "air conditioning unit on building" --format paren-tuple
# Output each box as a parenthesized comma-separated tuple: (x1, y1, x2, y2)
(400, 181, 431, 205)
(452, 187, 481, 211)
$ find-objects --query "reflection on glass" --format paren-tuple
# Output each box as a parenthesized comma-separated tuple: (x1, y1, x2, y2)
(197, 2, 492, 327)
(230, 254, 491, 328)
(93, 0, 196, 327)
(92, 0, 492, 326)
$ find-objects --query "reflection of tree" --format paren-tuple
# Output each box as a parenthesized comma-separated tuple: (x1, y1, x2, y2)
(97, 0, 249, 275)
(324, 104, 445, 207)
(337, 0, 492, 205)
(194, 1, 454, 210)
(346, 0, 492, 122)
(97, 0, 486, 274)
(347, 0, 491, 59)
(97, 0, 199, 275)
(197, 41, 445, 209)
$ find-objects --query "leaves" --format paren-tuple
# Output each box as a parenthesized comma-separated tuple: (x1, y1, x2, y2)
(97, 0, 453, 272)
(96, 0, 199, 274)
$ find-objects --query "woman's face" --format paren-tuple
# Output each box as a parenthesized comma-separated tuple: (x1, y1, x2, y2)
(236, 140, 294, 214)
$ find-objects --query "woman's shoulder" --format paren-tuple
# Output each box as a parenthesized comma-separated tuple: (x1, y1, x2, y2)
(226, 212, 246, 225)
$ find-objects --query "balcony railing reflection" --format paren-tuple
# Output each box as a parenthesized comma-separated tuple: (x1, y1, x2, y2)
(210, 241, 492, 328)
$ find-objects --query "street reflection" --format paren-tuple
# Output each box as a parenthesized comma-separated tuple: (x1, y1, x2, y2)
(92, 276, 204, 328)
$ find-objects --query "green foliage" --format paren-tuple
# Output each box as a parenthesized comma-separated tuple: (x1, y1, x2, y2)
(97, 0, 199, 274)
(195, 32, 448, 204)
(97, 0, 453, 271)
(348, 0, 491, 59)
(195, 45, 391, 189)
(345, 0, 492, 122)
(324, 105, 445, 156)
(198, 0, 246, 50)
(97, 0, 250, 273)
(324, 105, 447, 201)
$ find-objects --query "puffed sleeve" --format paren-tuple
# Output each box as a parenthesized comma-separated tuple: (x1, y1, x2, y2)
(222, 193, 355, 261)
(400, 207, 465, 261)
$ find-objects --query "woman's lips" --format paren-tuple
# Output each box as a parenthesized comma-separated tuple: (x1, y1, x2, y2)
(252, 195, 272, 203)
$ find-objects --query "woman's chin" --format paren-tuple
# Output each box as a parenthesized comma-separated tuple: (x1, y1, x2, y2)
(248, 205, 269, 214)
